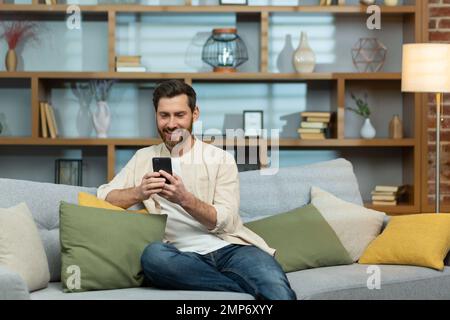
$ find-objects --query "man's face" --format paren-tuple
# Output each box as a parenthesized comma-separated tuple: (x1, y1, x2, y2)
(156, 94, 199, 149)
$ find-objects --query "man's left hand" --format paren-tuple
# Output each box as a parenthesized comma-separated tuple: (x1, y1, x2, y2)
(158, 170, 192, 206)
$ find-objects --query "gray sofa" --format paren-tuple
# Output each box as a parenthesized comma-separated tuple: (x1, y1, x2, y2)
(1, 158, 449, 300)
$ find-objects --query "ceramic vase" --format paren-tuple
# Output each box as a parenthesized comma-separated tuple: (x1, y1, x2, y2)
(293, 32, 316, 73)
(5, 49, 17, 72)
(389, 114, 403, 139)
(93, 101, 111, 138)
(360, 118, 376, 139)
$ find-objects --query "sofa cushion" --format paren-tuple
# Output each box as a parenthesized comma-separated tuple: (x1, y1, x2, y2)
(0, 178, 98, 282)
(310, 186, 386, 262)
(287, 264, 450, 300)
(0, 202, 50, 292)
(239, 158, 363, 223)
(60, 201, 167, 292)
(359, 213, 450, 271)
(244, 204, 352, 272)
(78, 192, 148, 214)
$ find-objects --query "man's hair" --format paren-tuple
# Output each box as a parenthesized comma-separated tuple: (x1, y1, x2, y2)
(152, 79, 197, 112)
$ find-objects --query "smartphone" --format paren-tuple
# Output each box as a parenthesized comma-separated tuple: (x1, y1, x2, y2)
(152, 157, 173, 184)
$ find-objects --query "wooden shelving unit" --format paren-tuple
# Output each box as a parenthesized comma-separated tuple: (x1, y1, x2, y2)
(0, 1, 426, 214)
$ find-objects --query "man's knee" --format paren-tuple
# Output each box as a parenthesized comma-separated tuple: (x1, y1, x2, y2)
(141, 241, 173, 273)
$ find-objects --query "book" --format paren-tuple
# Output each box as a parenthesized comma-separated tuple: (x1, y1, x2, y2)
(372, 195, 397, 201)
(48, 104, 59, 137)
(371, 191, 397, 196)
(116, 62, 142, 67)
(300, 133, 326, 140)
(300, 122, 328, 129)
(44, 103, 56, 139)
(116, 66, 147, 72)
(39, 102, 48, 138)
(297, 128, 323, 134)
(116, 56, 141, 63)
(375, 185, 405, 193)
(372, 200, 397, 206)
(306, 117, 331, 123)
(301, 112, 331, 118)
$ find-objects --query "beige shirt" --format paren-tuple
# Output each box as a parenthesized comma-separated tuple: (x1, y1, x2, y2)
(97, 138, 275, 256)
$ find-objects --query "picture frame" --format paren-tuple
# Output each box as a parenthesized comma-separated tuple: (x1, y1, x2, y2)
(55, 159, 83, 186)
(243, 110, 263, 137)
(219, 0, 248, 5)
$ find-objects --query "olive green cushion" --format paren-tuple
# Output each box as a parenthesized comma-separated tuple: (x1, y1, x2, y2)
(244, 204, 352, 273)
(59, 201, 167, 293)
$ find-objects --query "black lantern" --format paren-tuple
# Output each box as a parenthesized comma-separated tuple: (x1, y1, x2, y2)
(201, 28, 248, 73)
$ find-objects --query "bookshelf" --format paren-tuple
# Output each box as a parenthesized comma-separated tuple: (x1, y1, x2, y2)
(0, 0, 426, 214)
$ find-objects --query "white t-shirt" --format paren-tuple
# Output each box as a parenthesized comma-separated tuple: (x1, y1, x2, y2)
(155, 144, 230, 255)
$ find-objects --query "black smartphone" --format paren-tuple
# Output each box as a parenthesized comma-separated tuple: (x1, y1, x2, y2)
(152, 157, 173, 184)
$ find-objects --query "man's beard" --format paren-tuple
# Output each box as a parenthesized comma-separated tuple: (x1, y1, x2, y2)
(158, 121, 193, 150)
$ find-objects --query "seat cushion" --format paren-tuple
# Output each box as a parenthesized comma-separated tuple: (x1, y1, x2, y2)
(30, 282, 254, 300)
(287, 264, 450, 300)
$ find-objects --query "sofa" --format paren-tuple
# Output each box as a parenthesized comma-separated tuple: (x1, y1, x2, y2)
(1, 158, 449, 300)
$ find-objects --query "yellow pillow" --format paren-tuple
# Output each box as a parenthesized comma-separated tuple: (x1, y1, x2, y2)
(359, 214, 450, 270)
(78, 192, 148, 214)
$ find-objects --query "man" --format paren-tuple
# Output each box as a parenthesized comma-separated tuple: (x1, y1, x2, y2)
(97, 79, 296, 300)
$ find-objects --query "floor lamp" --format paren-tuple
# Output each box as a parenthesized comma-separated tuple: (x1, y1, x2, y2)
(402, 43, 450, 213)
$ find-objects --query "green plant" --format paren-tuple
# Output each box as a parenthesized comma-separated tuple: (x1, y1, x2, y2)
(346, 92, 371, 118)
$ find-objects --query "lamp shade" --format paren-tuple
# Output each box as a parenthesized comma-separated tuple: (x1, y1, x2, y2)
(402, 43, 450, 93)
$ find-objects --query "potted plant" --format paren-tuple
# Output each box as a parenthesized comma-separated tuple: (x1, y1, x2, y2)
(346, 92, 376, 139)
(0, 21, 40, 72)
(89, 80, 115, 138)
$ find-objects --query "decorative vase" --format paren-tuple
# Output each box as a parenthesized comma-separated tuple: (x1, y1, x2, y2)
(93, 101, 111, 138)
(360, 118, 376, 139)
(384, 0, 398, 6)
(389, 114, 403, 139)
(277, 34, 295, 73)
(293, 32, 316, 73)
(5, 49, 17, 72)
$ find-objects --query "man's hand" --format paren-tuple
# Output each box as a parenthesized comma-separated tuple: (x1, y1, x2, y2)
(135, 172, 167, 201)
(158, 170, 192, 206)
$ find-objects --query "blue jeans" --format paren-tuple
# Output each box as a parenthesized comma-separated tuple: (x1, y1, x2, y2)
(140, 242, 297, 300)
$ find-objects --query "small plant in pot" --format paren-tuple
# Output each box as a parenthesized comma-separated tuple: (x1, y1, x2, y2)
(346, 92, 376, 139)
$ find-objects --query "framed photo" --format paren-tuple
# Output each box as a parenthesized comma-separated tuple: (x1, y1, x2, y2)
(219, 0, 248, 5)
(55, 159, 83, 186)
(243, 110, 263, 137)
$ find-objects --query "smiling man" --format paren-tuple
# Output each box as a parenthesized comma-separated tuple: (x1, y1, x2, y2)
(97, 79, 296, 300)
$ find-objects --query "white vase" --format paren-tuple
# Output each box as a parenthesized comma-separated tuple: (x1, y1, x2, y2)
(293, 32, 316, 73)
(360, 118, 376, 139)
(93, 101, 111, 138)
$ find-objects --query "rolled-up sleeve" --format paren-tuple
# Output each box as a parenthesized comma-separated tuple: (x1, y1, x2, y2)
(209, 153, 240, 234)
(97, 154, 137, 200)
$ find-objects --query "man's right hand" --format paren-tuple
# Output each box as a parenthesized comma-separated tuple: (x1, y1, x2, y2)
(135, 172, 166, 201)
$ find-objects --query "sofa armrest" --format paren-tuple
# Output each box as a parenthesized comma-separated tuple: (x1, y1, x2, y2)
(0, 266, 30, 300)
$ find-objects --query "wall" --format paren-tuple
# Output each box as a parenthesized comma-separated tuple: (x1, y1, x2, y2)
(428, 0, 450, 205)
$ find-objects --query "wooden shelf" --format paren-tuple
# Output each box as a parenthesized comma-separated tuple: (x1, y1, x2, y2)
(0, 71, 401, 81)
(0, 5, 417, 14)
(0, 137, 416, 148)
(364, 203, 418, 215)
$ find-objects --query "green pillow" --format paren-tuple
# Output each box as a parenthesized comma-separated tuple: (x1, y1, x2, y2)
(59, 201, 167, 293)
(244, 204, 352, 273)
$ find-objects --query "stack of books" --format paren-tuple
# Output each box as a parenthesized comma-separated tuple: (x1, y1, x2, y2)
(39, 102, 59, 139)
(115, 56, 146, 72)
(297, 112, 331, 140)
(371, 185, 406, 206)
